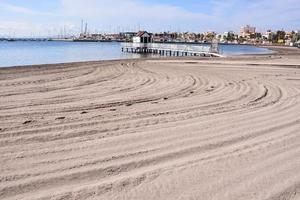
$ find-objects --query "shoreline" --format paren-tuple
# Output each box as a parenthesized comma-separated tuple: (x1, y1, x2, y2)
(259, 45, 300, 55)
(1, 45, 299, 70)
(1, 42, 296, 69)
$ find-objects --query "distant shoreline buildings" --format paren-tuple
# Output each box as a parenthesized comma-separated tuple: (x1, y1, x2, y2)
(240, 25, 256, 38)
(72, 24, 300, 47)
(1, 24, 300, 47)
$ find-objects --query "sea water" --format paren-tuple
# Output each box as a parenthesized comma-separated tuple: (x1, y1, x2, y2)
(0, 41, 274, 67)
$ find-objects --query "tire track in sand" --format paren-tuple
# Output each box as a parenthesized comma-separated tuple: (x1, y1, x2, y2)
(0, 58, 299, 200)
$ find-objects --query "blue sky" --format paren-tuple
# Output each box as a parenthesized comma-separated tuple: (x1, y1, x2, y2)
(0, 0, 299, 37)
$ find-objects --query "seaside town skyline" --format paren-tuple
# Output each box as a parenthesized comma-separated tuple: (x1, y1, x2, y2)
(2, 24, 299, 47)
(74, 25, 300, 46)
(0, 0, 299, 37)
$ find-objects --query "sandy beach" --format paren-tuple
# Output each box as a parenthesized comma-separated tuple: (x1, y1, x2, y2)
(0, 47, 300, 200)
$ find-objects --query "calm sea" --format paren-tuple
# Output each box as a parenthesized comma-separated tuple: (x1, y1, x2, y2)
(0, 41, 273, 67)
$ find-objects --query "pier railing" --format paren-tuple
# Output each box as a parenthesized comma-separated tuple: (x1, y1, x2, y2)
(121, 42, 222, 57)
(153, 43, 211, 53)
(121, 42, 211, 53)
(122, 43, 149, 48)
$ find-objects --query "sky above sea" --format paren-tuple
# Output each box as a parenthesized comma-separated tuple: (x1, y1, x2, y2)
(0, 0, 299, 37)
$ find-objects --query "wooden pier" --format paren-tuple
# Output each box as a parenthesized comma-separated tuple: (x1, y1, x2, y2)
(121, 42, 223, 57)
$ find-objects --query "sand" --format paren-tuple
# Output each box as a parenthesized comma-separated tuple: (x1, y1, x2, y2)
(0, 50, 300, 200)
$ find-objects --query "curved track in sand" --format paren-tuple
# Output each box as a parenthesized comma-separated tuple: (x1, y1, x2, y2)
(0, 58, 299, 200)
